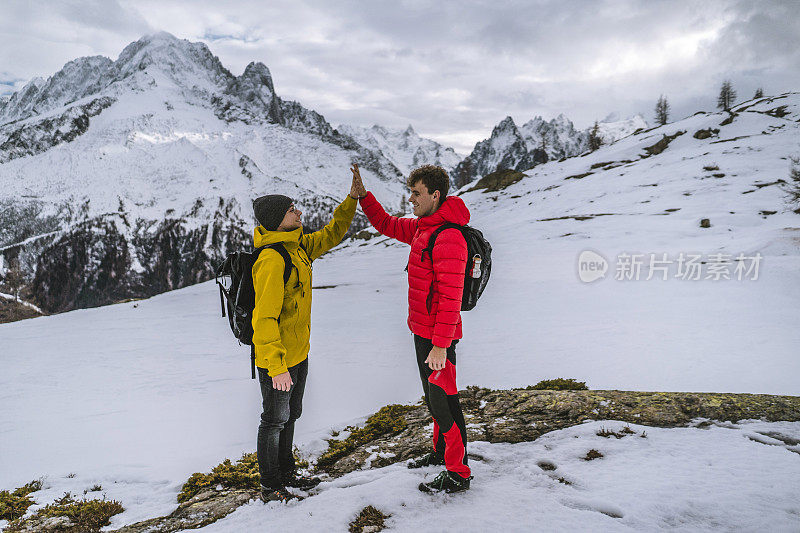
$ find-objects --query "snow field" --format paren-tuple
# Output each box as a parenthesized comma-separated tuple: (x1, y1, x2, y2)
(199, 420, 800, 532)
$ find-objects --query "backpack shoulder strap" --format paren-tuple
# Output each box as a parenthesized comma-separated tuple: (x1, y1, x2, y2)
(421, 222, 463, 261)
(264, 243, 293, 285)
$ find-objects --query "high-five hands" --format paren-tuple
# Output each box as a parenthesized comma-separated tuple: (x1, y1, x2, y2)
(425, 346, 447, 371)
(349, 163, 368, 199)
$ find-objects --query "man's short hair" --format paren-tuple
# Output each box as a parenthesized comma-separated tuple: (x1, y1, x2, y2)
(407, 165, 450, 199)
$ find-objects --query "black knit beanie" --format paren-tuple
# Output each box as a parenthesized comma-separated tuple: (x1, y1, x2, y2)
(253, 194, 293, 231)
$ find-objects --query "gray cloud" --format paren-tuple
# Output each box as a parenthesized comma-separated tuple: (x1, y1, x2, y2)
(0, 0, 151, 79)
(2, 0, 798, 153)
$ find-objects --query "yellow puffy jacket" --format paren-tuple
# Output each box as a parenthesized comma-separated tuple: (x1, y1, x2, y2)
(251, 195, 357, 376)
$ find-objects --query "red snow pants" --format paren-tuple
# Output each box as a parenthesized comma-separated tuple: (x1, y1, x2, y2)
(414, 334, 471, 479)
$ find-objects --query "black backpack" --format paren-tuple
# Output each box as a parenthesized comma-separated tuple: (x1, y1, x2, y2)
(215, 242, 308, 378)
(420, 223, 492, 311)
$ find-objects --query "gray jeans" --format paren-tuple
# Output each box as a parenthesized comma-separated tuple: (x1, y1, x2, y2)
(257, 358, 308, 489)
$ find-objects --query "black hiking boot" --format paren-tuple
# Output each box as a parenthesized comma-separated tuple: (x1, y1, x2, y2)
(281, 472, 322, 490)
(260, 486, 300, 503)
(407, 452, 445, 469)
(418, 471, 472, 494)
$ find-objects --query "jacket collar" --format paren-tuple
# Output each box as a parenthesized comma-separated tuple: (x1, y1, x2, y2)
(417, 195, 471, 229)
(253, 226, 302, 248)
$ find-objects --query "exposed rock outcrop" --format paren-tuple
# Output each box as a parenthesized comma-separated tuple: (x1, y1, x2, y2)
(317, 387, 800, 476)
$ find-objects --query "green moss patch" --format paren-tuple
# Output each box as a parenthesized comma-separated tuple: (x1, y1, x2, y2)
(348, 505, 390, 533)
(527, 378, 588, 391)
(6, 492, 123, 532)
(178, 452, 260, 503)
(177, 449, 311, 503)
(317, 404, 416, 472)
(0, 479, 43, 521)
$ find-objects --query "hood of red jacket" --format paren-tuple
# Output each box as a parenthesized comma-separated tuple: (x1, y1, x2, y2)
(419, 195, 470, 228)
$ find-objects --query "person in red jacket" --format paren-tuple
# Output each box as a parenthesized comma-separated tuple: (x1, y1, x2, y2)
(351, 163, 472, 493)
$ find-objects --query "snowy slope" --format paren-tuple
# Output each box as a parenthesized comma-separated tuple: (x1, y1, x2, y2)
(337, 123, 462, 176)
(458, 92, 800, 251)
(1, 93, 799, 531)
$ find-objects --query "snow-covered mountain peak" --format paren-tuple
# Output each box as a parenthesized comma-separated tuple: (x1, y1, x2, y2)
(133, 30, 181, 45)
(522, 116, 546, 129)
(221, 61, 282, 123)
(0, 76, 47, 124)
(553, 112, 570, 125)
(34, 55, 112, 102)
(369, 124, 389, 135)
(0, 32, 234, 126)
(111, 31, 231, 93)
(601, 111, 621, 123)
(337, 122, 462, 176)
(596, 113, 648, 144)
(487, 116, 524, 149)
(115, 31, 195, 66)
(495, 115, 518, 132)
(240, 62, 275, 85)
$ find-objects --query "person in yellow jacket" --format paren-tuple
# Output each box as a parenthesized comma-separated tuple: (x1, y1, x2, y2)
(251, 171, 364, 503)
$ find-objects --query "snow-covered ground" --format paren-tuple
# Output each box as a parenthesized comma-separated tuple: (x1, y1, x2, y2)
(203, 420, 800, 532)
(2, 93, 800, 531)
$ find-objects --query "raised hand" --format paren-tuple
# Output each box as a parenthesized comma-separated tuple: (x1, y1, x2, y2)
(349, 163, 367, 199)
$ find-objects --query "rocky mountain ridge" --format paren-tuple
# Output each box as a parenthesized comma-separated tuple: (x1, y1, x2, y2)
(337, 123, 462, 176)
(452, 112, 647, 187)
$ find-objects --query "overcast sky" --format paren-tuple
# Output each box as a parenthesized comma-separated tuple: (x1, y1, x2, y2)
(1, 0, 798, 154)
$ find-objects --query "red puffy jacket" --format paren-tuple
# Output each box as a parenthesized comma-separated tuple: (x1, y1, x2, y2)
(359, 192, 469, 348)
